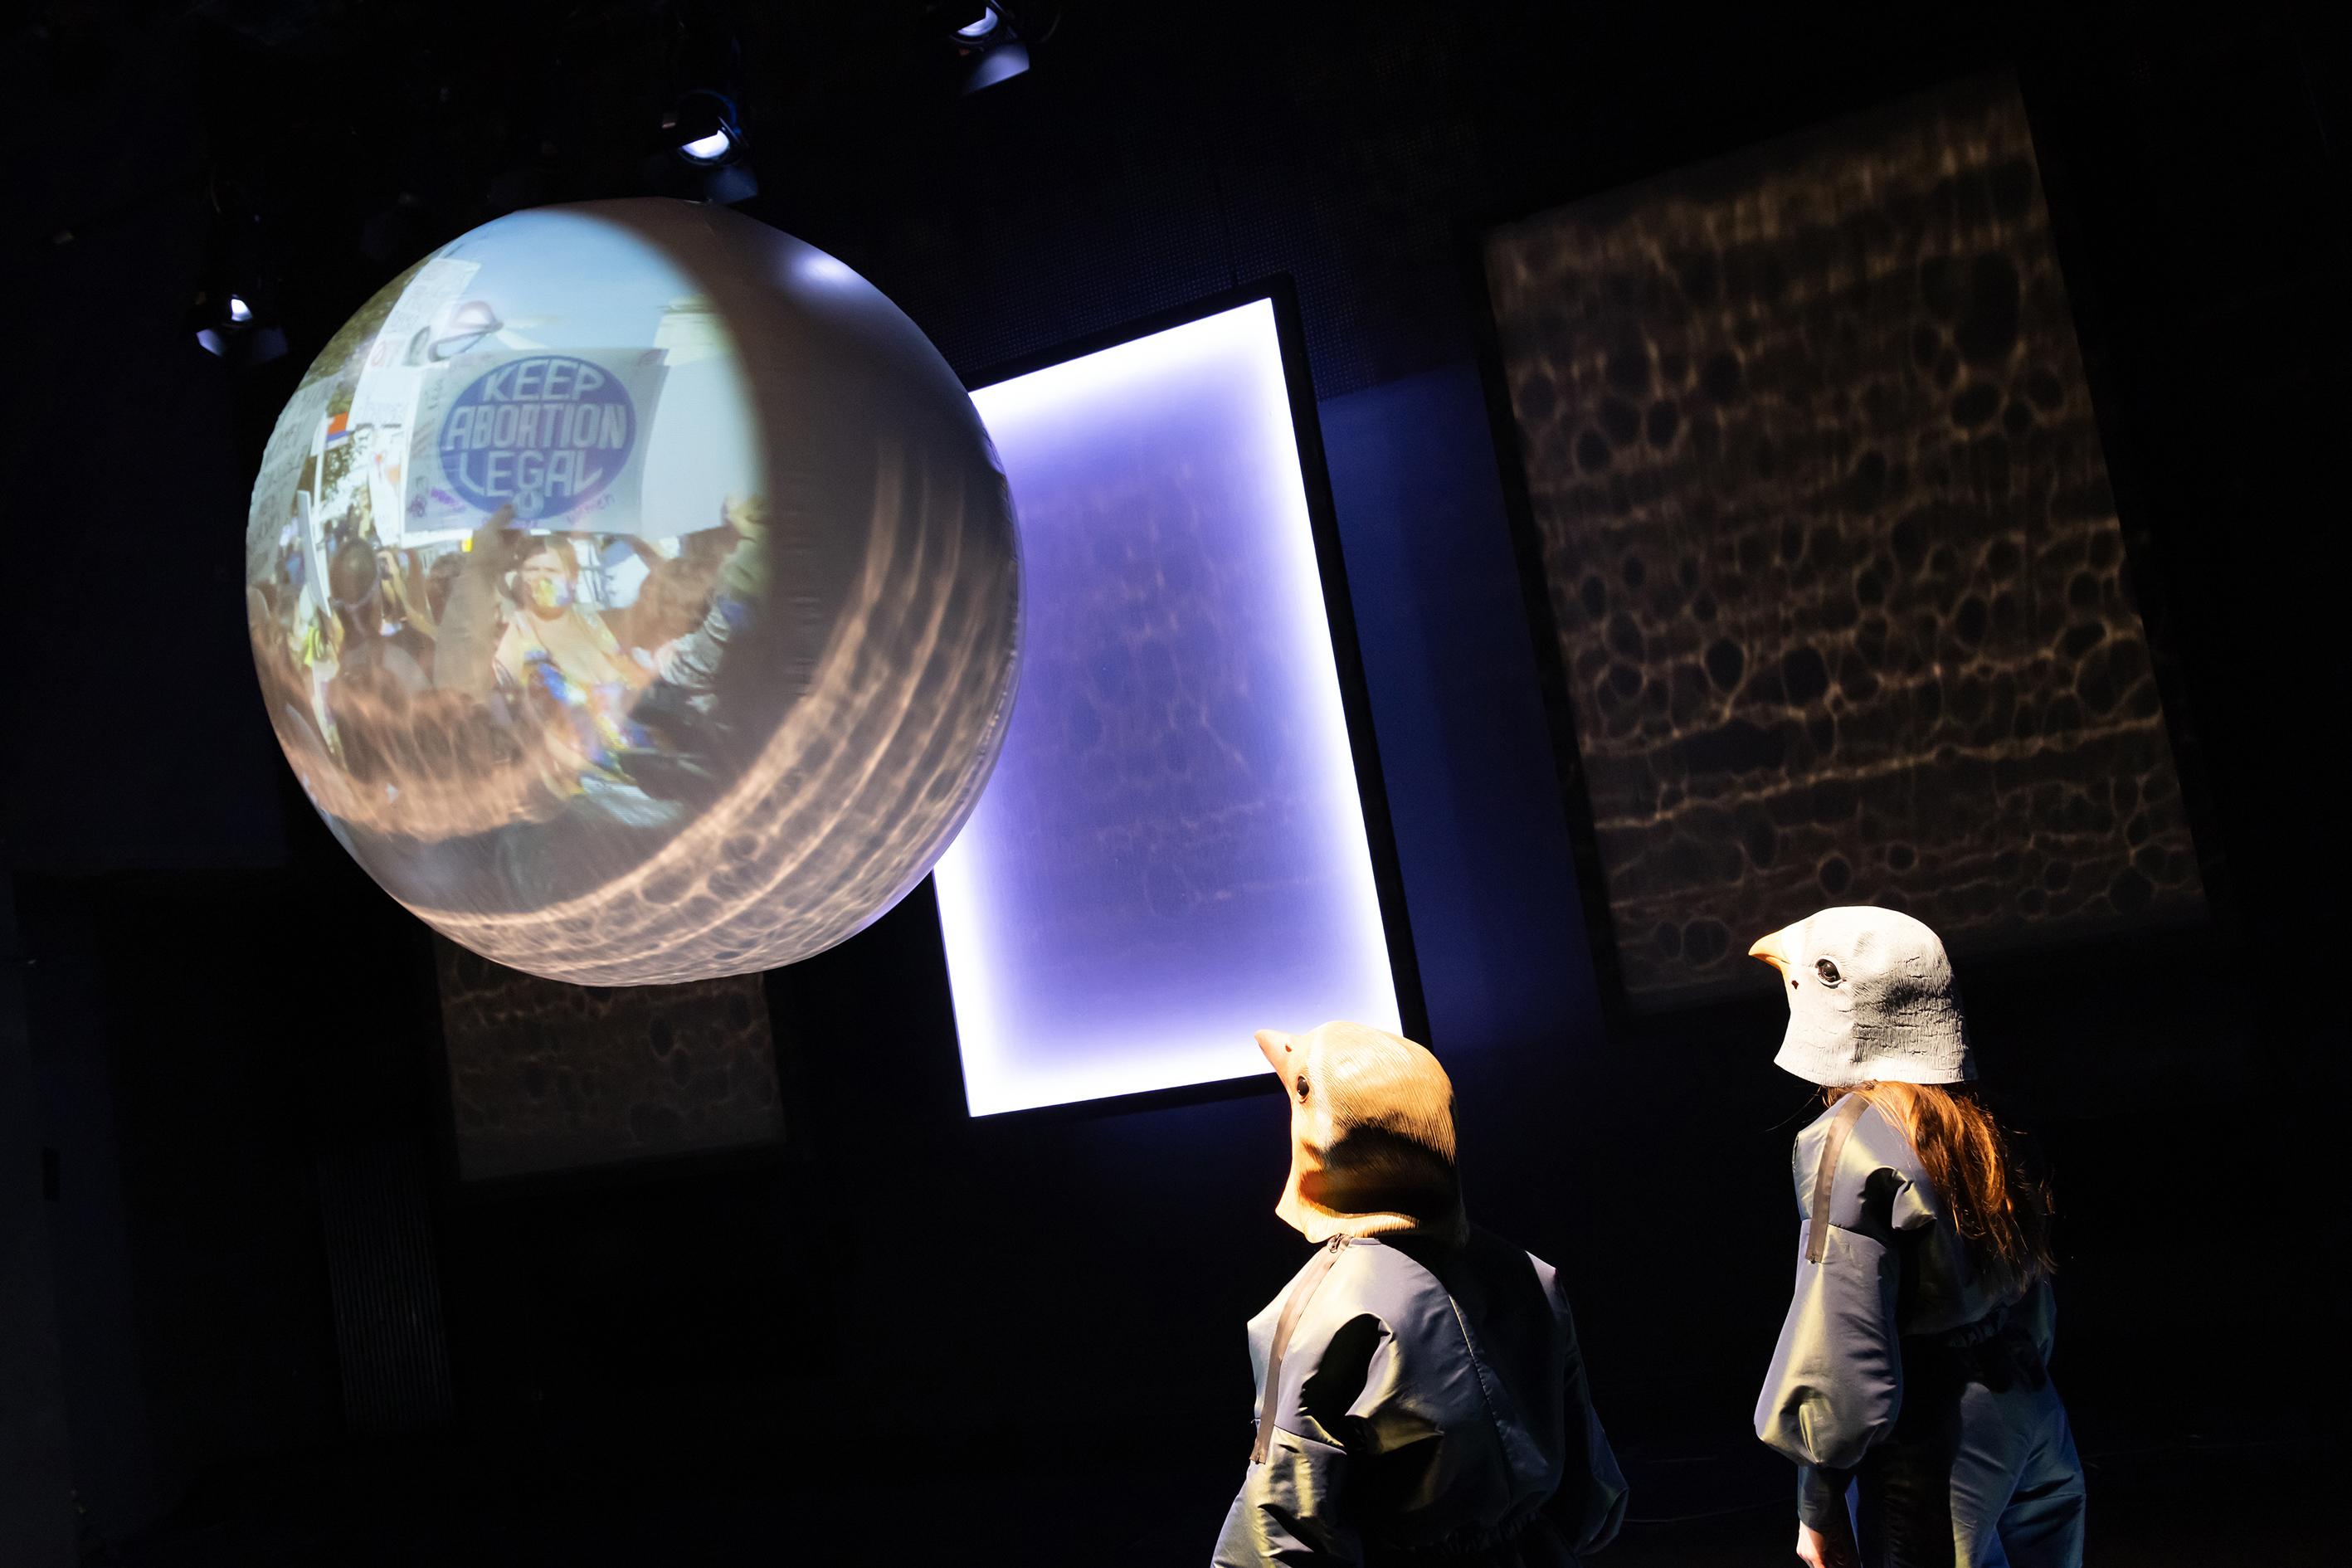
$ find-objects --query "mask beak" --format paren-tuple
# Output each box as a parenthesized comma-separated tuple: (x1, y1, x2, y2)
(1255, 1029, 1296, 1090)
(1748, 928, 1790, 975)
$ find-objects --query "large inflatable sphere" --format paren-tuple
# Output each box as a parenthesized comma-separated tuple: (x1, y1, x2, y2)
(245, 200, 1021, 985)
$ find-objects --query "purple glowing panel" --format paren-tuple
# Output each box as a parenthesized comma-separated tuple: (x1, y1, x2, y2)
(937, 299, 1399, 1115)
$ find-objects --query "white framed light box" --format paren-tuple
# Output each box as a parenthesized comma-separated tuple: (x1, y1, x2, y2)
(934, 285, 1424, 1116)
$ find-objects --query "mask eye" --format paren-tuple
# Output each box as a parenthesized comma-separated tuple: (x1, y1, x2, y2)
(1814, 958, 1842, 986)
(1295, 1078, 1311, 1103)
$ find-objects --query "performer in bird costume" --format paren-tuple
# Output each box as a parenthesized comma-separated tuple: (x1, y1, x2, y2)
(1213, 1021, 1627, 1567)
(1750, 907, 2086, 1568)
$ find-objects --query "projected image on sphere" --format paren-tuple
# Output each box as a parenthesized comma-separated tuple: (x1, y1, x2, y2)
(246, 201, 1022, 986)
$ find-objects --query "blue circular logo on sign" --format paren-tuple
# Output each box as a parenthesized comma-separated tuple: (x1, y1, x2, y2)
(436, 354, 636, 522)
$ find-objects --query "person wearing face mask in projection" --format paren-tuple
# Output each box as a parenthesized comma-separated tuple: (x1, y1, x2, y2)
(494, 537, 650, 738)
(1214, 1021, 1628, 1567)
(1749, 907, 2084, 1568)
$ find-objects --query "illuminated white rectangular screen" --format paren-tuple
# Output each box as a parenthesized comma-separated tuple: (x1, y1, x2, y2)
(937, 299, 1400, 1115)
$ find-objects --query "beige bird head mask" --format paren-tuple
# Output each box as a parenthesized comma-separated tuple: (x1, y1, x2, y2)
(1256, 1020, 1467, 1244)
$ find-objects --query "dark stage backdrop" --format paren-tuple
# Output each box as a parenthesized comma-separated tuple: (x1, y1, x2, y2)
(433, 938, 786, 1181)
(4, 8, 2336, 1561)
(1483, 74, 2204, 1009)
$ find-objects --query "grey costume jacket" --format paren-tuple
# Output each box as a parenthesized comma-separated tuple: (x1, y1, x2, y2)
(1755, 1097, 2085, 1566)
(1213, 1228, 1628, 1567)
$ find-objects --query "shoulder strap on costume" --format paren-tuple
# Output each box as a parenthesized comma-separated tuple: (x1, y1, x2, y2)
(1252, 1238, 1347, 1463)
(1805, 1096, 1872, 1264)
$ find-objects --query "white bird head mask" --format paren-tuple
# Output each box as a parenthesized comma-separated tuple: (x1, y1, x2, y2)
(1748, 905, 1973, 1087)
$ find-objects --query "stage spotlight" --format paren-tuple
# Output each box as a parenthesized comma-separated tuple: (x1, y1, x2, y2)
(190, 173, 285, 364)
(663, 90, 743, 165)
(192, 286, 285, 366)
(947, 2, 1054, 94)
(653, 87, 756, 203)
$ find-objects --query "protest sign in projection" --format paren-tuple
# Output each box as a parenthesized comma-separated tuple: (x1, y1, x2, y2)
(405, 349, 669, 540)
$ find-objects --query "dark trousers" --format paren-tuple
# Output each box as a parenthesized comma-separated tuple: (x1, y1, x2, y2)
(1853, 1344, 2086, 1568)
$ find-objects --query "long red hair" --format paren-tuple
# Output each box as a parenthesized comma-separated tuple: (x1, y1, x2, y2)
(1831, 1082, 2056, 1285)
